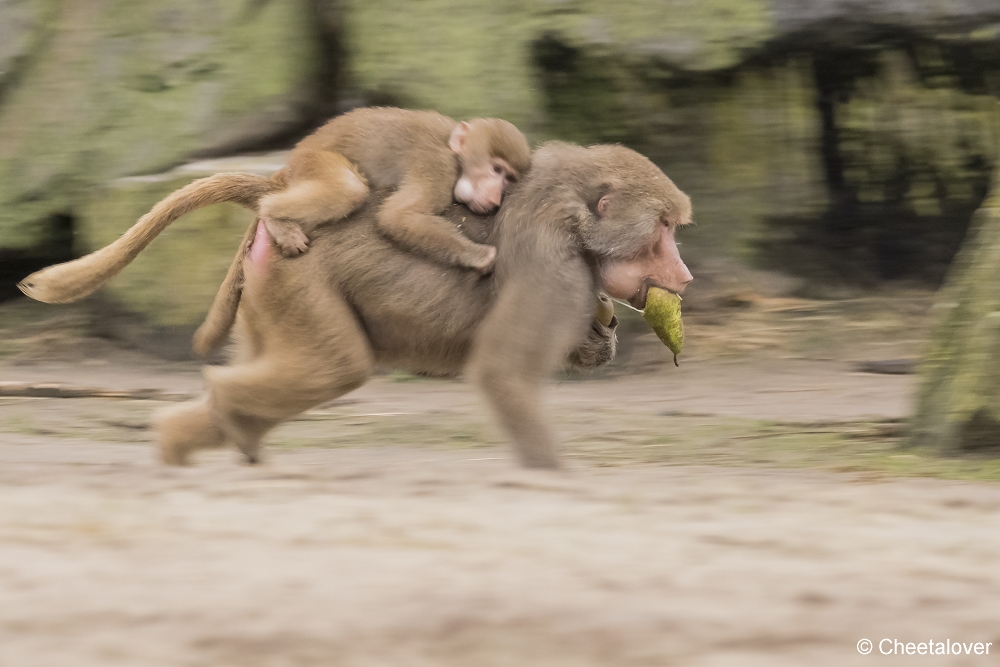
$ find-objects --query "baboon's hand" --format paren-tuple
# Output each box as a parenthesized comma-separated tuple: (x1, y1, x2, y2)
(568, 315, 618, 369)
(595, 292, 614, 327)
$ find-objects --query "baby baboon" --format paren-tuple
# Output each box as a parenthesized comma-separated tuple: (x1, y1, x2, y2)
(17, 107, 530, 307)
(195, 109, 530, 354)
(262, 107, 531, 274)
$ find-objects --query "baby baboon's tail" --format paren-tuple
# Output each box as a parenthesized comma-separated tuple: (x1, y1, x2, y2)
(18, 173, 276, 304)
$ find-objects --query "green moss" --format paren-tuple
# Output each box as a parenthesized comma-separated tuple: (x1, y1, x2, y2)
(911, 192, 1000, 451)
(343, 0, 774, 134)
(344, 0, 542, 127)
(217, 0, 316, 116)
(0, 0, 58, 92)
(531, 39, 652, 145)
(0, 0, 314, 250)
(550, 0, 773, 71)
(837, 50, 1000, 212)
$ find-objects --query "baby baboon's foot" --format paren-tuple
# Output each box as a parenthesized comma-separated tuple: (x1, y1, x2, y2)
(262, 218, 309, 257)
(153, 399, 225, 465)
(467, 244, 497, 274)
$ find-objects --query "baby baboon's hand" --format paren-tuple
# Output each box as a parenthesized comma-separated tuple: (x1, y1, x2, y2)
(468, 244, 497, 274)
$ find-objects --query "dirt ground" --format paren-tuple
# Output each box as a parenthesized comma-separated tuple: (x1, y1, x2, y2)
(2, 288, 1000, 666)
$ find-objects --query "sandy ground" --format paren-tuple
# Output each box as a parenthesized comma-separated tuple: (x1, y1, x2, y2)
(2, 350, 999, 667)
(2, 287, 998, 665)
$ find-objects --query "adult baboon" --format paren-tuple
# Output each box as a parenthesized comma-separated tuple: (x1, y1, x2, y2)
(21, 141, 692, 468)
(158, 142, 692, 468)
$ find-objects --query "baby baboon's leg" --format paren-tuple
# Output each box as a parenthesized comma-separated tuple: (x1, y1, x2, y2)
(377, 178, 497, 274)
(259, 151, 369, 256)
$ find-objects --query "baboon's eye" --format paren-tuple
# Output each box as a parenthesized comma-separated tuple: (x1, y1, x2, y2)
(492, 160, 514, 179)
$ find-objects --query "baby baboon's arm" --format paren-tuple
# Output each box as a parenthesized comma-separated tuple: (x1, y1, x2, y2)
(377, 175, 497, 274)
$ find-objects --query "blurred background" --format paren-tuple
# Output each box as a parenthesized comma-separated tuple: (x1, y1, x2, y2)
(2, 2, 1000, 665)
(2, 0, 999, 326)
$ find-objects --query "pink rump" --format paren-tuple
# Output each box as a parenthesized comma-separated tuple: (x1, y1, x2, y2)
(248, 221, 271, 269)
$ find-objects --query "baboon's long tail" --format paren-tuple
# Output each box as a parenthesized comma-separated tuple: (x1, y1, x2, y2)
(18, 173, 276, 304)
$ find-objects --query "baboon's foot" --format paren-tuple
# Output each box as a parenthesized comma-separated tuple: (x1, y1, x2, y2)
(212, 408, 273, 466)
(153, 399, 225, 465)
(262, 218, 309, 257)
(519, 452, 561, 470)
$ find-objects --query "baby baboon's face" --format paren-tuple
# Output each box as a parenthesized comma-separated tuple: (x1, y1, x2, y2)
(449, 119, 531, 214)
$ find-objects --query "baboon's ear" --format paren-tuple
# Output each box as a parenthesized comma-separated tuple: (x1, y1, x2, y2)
(596, 194, 612, 217)
(585, 181, 614, 218)
(449, 122, 470, 153)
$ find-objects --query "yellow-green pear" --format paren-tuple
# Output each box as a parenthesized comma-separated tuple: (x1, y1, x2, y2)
(643, 287, 683, 366)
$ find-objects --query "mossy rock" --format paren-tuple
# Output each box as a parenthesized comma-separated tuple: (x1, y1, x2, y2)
(911, 183, 1000, 450)
(343, 0, 774, 133)
(0, 0, 316, 250)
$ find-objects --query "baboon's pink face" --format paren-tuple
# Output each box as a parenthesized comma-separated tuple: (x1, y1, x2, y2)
(601, 224, 692, 310)
(581, 175, 693, 311)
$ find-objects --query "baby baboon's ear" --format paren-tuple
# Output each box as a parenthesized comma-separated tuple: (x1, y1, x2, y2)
(449, 121, 470, 153)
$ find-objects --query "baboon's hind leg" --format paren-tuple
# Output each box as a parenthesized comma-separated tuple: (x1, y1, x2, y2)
(158, 269, 374, 464)
(154, 398, 226, 465)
